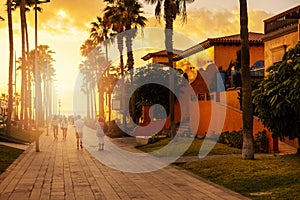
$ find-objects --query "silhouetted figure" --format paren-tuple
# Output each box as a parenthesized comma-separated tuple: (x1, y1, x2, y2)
(74, 115, 84, 149)
(51, 115, 59, 140)
(95, 117, 106, 150)
(60, 115, 68, 140)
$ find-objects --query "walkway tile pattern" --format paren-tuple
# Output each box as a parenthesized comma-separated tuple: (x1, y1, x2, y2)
(0, 127, 250, 200)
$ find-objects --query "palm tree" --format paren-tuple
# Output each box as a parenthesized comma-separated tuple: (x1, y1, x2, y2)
(80, 39, 98, 119)
(104, 0, 147, 127)
(90, 16, 111, 60)
(90, 16, 112, 119)
(239, 0, 254, 160)
(119, 0, 147, 123)
(27, 45, 55, 126)
(102, 67, 119, 121)
(144, 0, 194, 138)
(104, 0, 127, 129)
(6, 0, 14, 134)
(79, 59, 94, 119)
(19, 0, 29, 129)
(14, 0, 39, 129)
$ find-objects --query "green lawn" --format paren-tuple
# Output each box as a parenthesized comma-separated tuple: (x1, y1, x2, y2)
(178, 155, 300, 199)
(136, 137, 242, 156)
(0, 145, 24, 174)
(0, 126, 41, 175)
(137, 137, 300, 199)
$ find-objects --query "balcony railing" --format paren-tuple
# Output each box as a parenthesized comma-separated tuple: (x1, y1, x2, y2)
(265, 18, 298, 35)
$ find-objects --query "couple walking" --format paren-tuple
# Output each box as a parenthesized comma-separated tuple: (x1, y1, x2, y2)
(51, 115, 68, 140)
(74, 115, 107, 151)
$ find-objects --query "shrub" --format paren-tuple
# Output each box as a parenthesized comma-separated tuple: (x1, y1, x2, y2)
(218, 129, 269, 153)
(254, 129, 269, 153)
(106, 120, 126, 138)
(218, 130, 243, 149)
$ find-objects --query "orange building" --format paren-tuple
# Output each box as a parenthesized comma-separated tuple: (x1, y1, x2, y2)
(139, 33, 280, 152)
(174, 32, 264, 70)
(174, 32, 265, 89)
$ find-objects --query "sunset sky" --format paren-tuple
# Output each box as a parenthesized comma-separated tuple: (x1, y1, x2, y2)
(0, 0, 299, 114)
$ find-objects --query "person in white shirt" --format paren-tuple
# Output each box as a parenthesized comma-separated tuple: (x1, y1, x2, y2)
(60, 115, 68, 140)
(74, 115, 85, 149)
(95, 117, 106, 151)
(51, 115, 59, 140)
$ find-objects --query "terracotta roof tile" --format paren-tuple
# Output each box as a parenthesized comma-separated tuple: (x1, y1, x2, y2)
(208, 32, 264, 43)
(173, 32, 264, 61)
(142, 49, 183, 61)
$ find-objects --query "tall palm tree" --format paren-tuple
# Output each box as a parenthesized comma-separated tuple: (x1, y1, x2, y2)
(90, 16, 112, 119)
(19, 0, 29, 129)
(27, 45, 55, 126)
(24, 1, 39, 126)
(80, 41, 106, 119)
(104, 0, 127, 129)
(104, 0, 147, 124)
(144, 0, 194, 138)
(6, 0, 14, 134)
(79, 59, 94, 119)
(14, 0, 39, 129)
(90, 16, 111, 60)
(239, 0, 254, 160)
(80, 39, 97, 119)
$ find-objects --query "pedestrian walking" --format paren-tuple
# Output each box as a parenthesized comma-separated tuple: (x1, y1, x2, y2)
(95, 117, 107, 151)
(51, 115, 59, 140)
(61, 115, 68, 140)
(74, 115, 85, 149)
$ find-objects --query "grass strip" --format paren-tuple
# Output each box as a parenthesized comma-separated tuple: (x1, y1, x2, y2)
(0, 144, 24, 174)
(178, 155, 300, 199)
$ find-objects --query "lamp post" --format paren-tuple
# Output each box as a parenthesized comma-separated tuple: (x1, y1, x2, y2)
(58, 99, 61, 116)
(34, 0, 50, 152)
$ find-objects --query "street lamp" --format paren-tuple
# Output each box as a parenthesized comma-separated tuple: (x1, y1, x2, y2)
(34, 0, 50, 152)
(58, 99, 61, 116)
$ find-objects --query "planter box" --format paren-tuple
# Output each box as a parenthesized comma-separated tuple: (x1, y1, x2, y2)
(135, 136, 150, 146)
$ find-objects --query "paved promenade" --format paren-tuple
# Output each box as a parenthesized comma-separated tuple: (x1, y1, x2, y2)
(0, 126, 249, 200)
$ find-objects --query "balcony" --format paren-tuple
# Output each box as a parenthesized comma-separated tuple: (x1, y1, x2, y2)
(264, 5, 300, 41)
(265, 18, 298, 35)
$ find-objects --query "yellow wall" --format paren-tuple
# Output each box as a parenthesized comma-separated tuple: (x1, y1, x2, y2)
(264, 31, 299, 70)
(214, 45, 264, 71)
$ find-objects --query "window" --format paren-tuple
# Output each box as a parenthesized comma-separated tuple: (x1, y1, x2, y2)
(198, 94, 205, 101)
(207, 93, 214, 101)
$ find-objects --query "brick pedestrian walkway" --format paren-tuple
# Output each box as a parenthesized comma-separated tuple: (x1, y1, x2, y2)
(0, 126, 249, 200)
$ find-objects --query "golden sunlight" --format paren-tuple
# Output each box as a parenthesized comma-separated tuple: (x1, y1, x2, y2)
(56, 10, 68, 19)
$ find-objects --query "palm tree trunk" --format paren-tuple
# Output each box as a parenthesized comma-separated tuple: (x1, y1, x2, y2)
(93, 87, 97, 118)
(117, 34, 126, 131)
(98, 86, 104, 118)
(36, 73, 43, 127)
(90, 85, 95, 118)
(6, 0, 14, 134)
(240, 0, 254, 160)
(24, 11, 31, 126)
(86, 84, 90, 119)
(125, 28, 136, 123)
(20, 0, 28, 129)
(108, 92, 111, 121)
(164, 0, 176, 138)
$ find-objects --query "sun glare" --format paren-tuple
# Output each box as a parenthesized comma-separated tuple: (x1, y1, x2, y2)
(57, 10, 67, 18)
